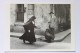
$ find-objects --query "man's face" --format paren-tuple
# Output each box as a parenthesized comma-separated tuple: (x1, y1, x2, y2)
(48, 22, 51, 25)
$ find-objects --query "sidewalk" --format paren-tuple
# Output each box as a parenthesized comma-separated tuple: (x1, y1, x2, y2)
(10, 29, 71, 42)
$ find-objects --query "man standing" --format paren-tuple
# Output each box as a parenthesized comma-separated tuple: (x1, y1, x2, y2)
(45, 13, 56, 42)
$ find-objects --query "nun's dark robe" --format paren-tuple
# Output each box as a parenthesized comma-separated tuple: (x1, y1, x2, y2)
(19, 22, 36, 42)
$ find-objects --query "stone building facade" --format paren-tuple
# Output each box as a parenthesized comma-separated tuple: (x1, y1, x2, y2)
(10, 4, 70, 35)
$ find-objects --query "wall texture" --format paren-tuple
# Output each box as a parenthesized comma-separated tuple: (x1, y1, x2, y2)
(10, 4, 17, 25)
(34, 4, 51, 31)
(10, 4, 58, 34)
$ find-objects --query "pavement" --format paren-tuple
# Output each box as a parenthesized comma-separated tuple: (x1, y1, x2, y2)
(10, 34, 71, 49)
(10, 29, 71, 42)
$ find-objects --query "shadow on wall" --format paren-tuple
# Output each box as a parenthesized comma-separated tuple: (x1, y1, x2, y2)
(10, 25, 25, 33)
(10, 25, 59, 35)
(10, 24, 70, 36)
(10, 25, 45, 35)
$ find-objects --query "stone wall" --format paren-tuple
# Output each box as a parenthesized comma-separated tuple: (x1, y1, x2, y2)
(34, 4, 58, 34)
(34, 4, 51, 31)
(10, 4, 17, 25)
(10, 4, 58, 34)
(10, 4, 17, 32)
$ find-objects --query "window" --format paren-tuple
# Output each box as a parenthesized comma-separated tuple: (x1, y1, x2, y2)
(28, 4, 34, 15)
(16, 4, 24, 22)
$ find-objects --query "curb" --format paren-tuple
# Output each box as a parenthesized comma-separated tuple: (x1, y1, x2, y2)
(10, 32, 71, 42)
(52, 32, 71, 42)
(10, 35, 20, 38)
(38, 32, 71, 42)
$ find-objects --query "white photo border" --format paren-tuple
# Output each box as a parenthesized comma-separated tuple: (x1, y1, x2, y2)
(4, 0, 75, 51)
